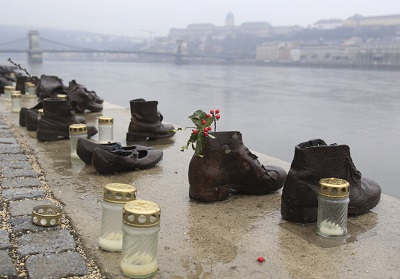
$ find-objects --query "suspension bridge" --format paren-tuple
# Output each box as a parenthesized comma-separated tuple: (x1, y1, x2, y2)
(0, 31, 224, 64)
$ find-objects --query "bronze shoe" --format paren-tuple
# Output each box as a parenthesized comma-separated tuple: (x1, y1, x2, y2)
(92, 147, 163, 174)
(37, 98, 97, 141)
(126, 99, 174, 141)
(188, 131, 286, 202)
(281, 139, 381, 223)
(76, 138, 154, 164)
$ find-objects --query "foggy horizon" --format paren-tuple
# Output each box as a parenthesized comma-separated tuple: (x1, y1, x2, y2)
(0, 0, 399, 38)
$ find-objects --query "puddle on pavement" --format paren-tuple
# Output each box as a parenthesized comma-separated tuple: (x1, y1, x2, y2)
(279, 214, 378, 248)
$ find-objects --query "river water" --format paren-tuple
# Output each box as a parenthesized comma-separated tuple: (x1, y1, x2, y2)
(23, 60, 400, 198)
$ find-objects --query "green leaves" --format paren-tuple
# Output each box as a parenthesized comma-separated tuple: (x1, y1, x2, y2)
(177, 109, 220, 157)
(188, 110, 214, 127)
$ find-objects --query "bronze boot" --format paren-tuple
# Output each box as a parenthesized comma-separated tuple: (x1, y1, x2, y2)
(126, 99, 175, 141)
(37, 98, 97, 141)
(36, 75, 66, 100)
(67, 80, 103, 113)
(281, 139, 381, 223)
(20, 100, 86, 131)
(188, 131, 286, 202)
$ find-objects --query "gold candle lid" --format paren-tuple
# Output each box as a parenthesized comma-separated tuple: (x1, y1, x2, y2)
(31, 205, 62, 227)
(104, 183, 136, 203)
(56, 94, 68, 101)
(123, 200, 161, 227)
(98, 116, 113, 125)
(4, 85, 14, 90)
(11, 91, 21, 98)
(69, 124, 87, 134)
(319, 178, 349, 198)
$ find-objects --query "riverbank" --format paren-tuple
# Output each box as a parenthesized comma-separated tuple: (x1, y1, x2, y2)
(1, 98, 400, 278)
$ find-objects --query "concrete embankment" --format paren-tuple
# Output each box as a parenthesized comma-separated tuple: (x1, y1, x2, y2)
(1, 98, 400, 279)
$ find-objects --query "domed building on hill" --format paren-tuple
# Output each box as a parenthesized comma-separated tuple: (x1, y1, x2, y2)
(225, 11, 235, 27)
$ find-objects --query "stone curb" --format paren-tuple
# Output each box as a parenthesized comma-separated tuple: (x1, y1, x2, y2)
(0, 117, 101, 279)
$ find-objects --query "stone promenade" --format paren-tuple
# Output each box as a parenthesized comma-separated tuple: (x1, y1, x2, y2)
(0, 116, 102, 279)
(1, 99, 400, 279)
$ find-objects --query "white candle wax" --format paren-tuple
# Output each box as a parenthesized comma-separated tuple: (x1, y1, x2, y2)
(319, 219, 344, 236)
(120, 253, 158, 277)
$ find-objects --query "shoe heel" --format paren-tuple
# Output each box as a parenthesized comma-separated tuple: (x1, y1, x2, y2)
(26, 123, 38, 132)
(37, 131, 60, 142)
(281, 202, 317, 223)
(126, 132, 148, 142)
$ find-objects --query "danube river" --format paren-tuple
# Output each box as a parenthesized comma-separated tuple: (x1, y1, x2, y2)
(25, 60, 400, 198)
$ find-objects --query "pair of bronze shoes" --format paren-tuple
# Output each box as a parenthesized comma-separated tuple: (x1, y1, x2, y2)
(76, 138, 163, 174)
(188, 131, 287, 202)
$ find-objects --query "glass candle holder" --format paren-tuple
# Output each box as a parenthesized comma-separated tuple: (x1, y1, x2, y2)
(26, 82, 37, 97)
(11, 91, 22, 112)
(4, 85, 14, 102)
(69, 124, 88, 159)
(99, 183, 137, 251)
(98, 117, 114, 144)
(121, 200, 161, 279)
(24, 82, 31, 93)
(316, 178, 350, 238)
(56, 94, 68, 101)
(10, 73, 16, 89)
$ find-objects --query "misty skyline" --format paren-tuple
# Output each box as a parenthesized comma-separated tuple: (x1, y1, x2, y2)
(0, 0, 399, 38)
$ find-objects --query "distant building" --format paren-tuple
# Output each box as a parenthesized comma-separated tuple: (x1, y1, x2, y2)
(256, 42, 301, 62)
(343, 14, 400, 27)
(272, 25, 304, 36)
(256, 39, 400, 66)
(238, 22, 272, 37)
(225, 11, 235, 27)
(313, 19, 343, 30)
(168, 12, 298, 41)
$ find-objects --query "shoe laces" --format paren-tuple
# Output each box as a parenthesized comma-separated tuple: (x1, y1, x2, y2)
(112, 142, 123, 151)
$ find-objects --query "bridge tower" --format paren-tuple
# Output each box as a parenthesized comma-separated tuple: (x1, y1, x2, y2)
(28, 31, 43, 64)
(175, 40, 188, 65)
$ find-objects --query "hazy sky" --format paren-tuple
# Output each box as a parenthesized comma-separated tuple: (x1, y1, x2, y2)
(0, 0, 399, 37)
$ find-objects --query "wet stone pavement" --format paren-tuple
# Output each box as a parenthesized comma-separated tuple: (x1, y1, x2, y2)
(0, 116, 102, 279)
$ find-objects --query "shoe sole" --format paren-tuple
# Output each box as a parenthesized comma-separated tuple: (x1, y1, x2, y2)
(281, 202, 318, 223)
(189, 184, 231, 203)
(26, 123, 38, 132)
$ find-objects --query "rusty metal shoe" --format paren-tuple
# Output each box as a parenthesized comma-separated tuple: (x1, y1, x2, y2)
(36, 75, 65, 100)
(19, 102, 43, 127)
(92, 147, 163, 174)
(126, 99, 174, 141)
(76, 138, 154, 164)
(188, 131, 286, 202)
(37, 98, 97, 141)
(68, 80, 103, 113)
(281, 139, 381, 224)
(21, 101, 86, 131)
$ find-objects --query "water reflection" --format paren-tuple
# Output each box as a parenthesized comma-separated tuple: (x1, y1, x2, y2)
(277, 212, 378, 277)
(279, 212, 378, 248)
